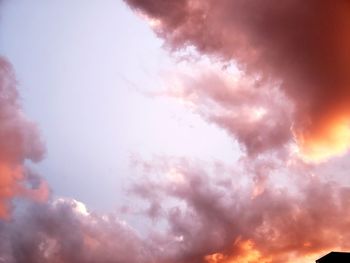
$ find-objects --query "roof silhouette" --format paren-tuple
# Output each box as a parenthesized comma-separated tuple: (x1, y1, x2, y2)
(316, 252, 350, 262)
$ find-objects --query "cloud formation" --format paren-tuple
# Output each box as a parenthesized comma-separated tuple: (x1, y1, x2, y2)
(0, 58, 47, 218)
(130, 157, 350, 263)
(162, 65, 292, 157)
(121, 2, 350, 261)
(125, 0, 350, 162)
(0, 198, 153, 263)
(3, 157, 350, 263)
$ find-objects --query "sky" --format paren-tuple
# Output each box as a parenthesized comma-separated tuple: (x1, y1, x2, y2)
(0, 0, 237, 211)
(1, 1, 350, 263)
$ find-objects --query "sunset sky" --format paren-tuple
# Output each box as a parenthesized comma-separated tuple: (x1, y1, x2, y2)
(0, 1, 350, 263)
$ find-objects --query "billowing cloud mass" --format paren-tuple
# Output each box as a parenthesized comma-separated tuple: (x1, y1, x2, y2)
(129, 157, 350, 263)
(125, 0, 350, 162)
(120, 1, 350, 262)
(0, 58, 48, 218)
(3, 157, 350, 263)
(0, 198, 153, 263)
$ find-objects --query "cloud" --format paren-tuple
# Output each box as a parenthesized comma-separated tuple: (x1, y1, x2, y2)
(130, 157, 350, 263)
(124, 0, 350, 162)
(0, 198, 153, 263)
(1, 156, 349, 263)
(0, 57, 47, 218)
(159, 64, 293, 157)
(120, 3, 350, 261)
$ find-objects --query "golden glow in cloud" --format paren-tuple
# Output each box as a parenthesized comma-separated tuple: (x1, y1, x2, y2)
(205, 240, 272, 263)
(295, 114, 350, 163)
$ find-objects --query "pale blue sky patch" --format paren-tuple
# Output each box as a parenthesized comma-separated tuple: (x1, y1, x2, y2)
(0, 0, 238, 211)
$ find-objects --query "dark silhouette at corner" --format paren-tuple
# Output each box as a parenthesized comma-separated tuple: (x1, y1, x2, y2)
(316, 252, 350, 262)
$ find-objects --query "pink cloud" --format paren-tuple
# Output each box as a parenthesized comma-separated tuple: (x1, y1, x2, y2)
(130, 157, 350, 263)
(125, 0, 350, 161)
(0, 58, 48, 218)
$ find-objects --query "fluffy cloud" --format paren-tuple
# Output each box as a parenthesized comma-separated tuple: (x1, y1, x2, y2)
(130, 157, 350, 263)
(0, 198, 153, 263)
(125, 0, 350, 162)
(0, 58, 47, 218)
(2, 157, 349, 263)
(160, 64, 293, 157)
